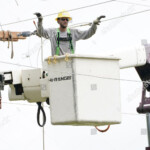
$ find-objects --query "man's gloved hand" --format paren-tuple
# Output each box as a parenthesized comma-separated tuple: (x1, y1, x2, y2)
(34, 12, 43, 22)
(93, 15, 106, 25)
(34, 30, 41, 37)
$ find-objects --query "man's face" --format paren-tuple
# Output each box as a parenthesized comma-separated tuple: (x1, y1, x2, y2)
(57, 18, 69, 28)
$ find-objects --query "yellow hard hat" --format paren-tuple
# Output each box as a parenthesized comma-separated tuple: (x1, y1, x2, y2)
(55, 10, 72, 21)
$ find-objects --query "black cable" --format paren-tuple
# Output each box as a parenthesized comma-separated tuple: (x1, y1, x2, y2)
(37, 102, 46, 127)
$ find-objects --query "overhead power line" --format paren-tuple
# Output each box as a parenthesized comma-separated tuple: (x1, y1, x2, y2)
(14, 0, 19, 6)
(116, 0, 150, 8)
(0, 60, 37, 68)
(69, 8, 150, 28)
(48, 69, 146, 84)
(0, 58, 146, 84)
(102, 7, 150, 22)
(2, 102, 145, 116)
(2, 102, 49, 108)
(1, 0, 150, 28)
(1, 0, 116, 27)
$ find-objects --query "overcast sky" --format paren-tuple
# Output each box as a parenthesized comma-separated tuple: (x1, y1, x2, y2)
(0, 0, 150, 150)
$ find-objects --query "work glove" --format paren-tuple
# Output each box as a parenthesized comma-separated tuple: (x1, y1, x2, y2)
(34, 12, 43, 22)
(17, 30, 41, 37)
(93, 15, 106, 25)
(18, 31, 33, 37)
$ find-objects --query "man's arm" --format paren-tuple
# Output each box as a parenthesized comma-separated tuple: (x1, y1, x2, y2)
(73, 23, 97, 41)
(34, 13, 50, 39)
(37, 21, 50, 39)
(73, 15, 105, 41)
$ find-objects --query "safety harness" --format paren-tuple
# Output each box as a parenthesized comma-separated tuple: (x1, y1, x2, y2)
(56, 28, 74, 55)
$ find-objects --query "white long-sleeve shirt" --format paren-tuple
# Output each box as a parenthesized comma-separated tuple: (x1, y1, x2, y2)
(37, 22, 97, 56)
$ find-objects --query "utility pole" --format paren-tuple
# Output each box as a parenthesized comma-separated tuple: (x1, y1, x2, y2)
(146, 113, 150, 150)
(136, 39, 150, 150)
(0, 74, 4, 109)
(0, 91, 1, 109)
(137, 86, 150, 150)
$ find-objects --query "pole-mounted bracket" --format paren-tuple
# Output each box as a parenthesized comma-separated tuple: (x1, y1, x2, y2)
(136, 40, 150, 113)
(135, 40, 150, 92)
(137, 85, 150, 113)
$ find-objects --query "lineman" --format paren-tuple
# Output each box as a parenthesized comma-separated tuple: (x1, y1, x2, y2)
(35, 10, 104, 56)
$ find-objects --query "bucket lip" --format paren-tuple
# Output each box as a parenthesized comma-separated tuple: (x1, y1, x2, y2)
(45, 54, 120, 61)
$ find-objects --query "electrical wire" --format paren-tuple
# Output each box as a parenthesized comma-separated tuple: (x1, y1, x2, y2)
(102, 8, 150, 22)
(0, 0, 116, 27)
(1, 102, 146, 116)
(2, 101, 49, 108)
(0, 58, 148, 84)
(53, 0, 116, 15)
(70, 8, 150, 28)
(37, 39, 47, 67)
(42, 103, 45, 150)
(0, 60, 37, 68)
(122, 112, 145, 116)
(1, 101, 147, 117)
(26, 36, 33, 67)
(0, 23, 3, 30)
(1, 0, 150, 28)
(45, 68, 148, 84)
(116, 0, 150, 8)
(2, 101, 37, 107)
(14, 0, 19, 6)
(43, 125, 45, 150)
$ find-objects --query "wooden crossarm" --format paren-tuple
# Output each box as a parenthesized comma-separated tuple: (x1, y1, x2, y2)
(0, 31, 26, 41)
